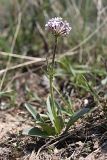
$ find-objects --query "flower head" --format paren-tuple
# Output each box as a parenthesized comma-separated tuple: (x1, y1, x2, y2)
(45, 17, 72, 36)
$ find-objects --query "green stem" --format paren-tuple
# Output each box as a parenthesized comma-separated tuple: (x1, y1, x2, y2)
(50, 74, 54, 105)
(52, 35, 58, 68)
(47, 35, 58, 133)
(50, 35, 58, 105)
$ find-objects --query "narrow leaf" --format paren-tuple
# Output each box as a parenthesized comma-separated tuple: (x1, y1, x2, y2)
(64, 107, 91, 132)
(24, 103, 43, 122)
(22, 127, 49, 138)
(38, 122, 56, 135)
(46, 95, 54, 124)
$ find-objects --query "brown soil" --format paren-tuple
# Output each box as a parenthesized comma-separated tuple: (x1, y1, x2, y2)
(0, 72, 107, 160)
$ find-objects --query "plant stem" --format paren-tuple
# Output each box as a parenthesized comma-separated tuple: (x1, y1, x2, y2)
(50, 35, 58, 106)
(52, 35, 58, 68)
(50, 73, 54, 104)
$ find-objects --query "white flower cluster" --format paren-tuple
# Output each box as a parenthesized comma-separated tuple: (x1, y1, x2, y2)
(45, 17, 72, 36)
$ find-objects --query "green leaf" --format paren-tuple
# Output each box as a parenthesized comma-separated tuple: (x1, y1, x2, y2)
(24, 103, 43, 122)
(46, 95, 54, 124)
(53, 85, 74, 115)
(64, 107, 91, 132)
(54, 101, 64, 128)
(81, 75, 99, 100)
(0, 90, 13, 97)
(38, 122, 56, 136)
(53, 101, 64, 134)
(46, 95, 64, 134)
(22, 127, 49, 138)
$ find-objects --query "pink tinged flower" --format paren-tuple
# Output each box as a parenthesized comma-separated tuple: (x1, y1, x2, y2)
(45, 17, 72, 36)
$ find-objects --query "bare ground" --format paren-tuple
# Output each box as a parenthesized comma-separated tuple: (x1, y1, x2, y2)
(0, 72, 107, 160)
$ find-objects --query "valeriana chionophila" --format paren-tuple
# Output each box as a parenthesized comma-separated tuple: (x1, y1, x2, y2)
(23, 17, 94, 137)
(45, 17, 72, 37)
(45, 17, 72, 134)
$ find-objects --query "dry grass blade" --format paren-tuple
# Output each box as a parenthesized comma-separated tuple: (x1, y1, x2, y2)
(0, 12, 22, 91)
(29, 150, 36, 160)
(0, 51, 43, 61)
(0, 59, 45, 76)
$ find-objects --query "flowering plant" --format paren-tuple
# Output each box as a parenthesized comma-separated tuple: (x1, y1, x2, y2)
(45, 17, 71, 36)
(23, 17, 94, 137)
